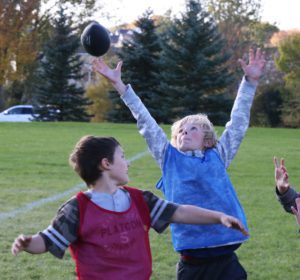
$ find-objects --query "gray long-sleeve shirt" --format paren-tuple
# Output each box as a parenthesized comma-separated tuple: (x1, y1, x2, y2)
(276, 187, 300, 213)
(121, 77, 257, 170)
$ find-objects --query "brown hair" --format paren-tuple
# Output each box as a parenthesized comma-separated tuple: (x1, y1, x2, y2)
(69, 135, 120, 187)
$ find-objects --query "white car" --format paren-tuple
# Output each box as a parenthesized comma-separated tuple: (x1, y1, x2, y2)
(0, 105, 35, 122)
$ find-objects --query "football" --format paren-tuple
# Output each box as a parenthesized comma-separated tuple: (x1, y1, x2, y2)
(81, 21, 111, 57)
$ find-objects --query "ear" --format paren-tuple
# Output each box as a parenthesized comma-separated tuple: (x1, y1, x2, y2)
(99, 158, 110, 171)
(204, 138, 214, 148)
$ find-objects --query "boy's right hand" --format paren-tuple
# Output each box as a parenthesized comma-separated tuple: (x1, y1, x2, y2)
(11, 234, 32, 256)
(273, 157, 290, 194)
(93, 58, 126, 95)
(93, 58, 122, 84)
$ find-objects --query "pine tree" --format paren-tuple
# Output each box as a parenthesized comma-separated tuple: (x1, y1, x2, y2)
(107, 9, 164, 122)
(33, 6, 90, 121)
(159, 0, 233, 124)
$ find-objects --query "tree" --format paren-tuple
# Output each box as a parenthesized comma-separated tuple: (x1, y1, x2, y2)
(0, 0, 44, 108)
(275, 33, 300, 127)
(85, 78, 111, 122)
(250, 83, 283, 127)
(107, 9, 163, 122)
(205, 0, 262, 85)
(158, 0, 233, 124)
(33, 5, 90, 122)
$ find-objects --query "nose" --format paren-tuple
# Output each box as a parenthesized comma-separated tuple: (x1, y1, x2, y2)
(126, 160, 130, 167)
(182, 128, 187, 135)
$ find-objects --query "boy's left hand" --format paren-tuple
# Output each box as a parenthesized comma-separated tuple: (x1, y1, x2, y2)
(238, 48, 266, 85)
(221, 215, 249, 236)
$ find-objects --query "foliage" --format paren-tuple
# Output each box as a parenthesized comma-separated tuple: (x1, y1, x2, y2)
(158, 0, 233, 124)
(279, 87, 300, 128)
(32, 6, 91, 122)
(1, 80, 26, 108)
(44, 0, 100, 23)
(0, 1, 46, 109)
(85, 78, 112, 122)
(205, 0, 262, 85)
(0, 1, 42, 85)
(275, 33, 300, 127)
(107, 9, 163, 122)
(250, 83, 283, 127)
(249, 22, 279, 47)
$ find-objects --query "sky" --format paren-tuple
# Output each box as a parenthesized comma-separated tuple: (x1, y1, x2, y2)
(98, 0, 300, 31)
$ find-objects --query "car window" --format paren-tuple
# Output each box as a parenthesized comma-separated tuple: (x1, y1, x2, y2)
(22, 108, 33, 114)
(7, 108, 23, 114)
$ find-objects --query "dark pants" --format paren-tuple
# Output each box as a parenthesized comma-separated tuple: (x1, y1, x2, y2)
(177, 253, 247, 280)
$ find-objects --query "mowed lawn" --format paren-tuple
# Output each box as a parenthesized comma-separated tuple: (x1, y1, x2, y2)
(0, 122, 299, 280)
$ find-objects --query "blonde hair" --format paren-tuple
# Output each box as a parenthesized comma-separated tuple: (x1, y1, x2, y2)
(171, 113, 218, 149)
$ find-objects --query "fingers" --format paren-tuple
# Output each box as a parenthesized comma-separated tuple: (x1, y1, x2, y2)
(238, 58, 247, 72)
(291, 198, 300, 215)
(273, 156, 279, 168)
(291, 205, 297, 216)
(11, 235, 31, 256)
(116, 61, 123, 72)
(248, 48, 255, 63)
(230, 220, 249, 236)
(223, 216, 249, 236)
(254, 48, 262, 60)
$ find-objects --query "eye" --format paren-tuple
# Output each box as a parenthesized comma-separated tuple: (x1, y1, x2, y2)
(191, 126, 197, 130)
(178, 128, 183, 134)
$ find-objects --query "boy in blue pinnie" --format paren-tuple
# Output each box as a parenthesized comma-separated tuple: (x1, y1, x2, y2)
(93, 48, 265, 280)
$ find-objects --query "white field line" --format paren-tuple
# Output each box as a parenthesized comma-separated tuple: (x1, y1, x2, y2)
(0, 150, 149, 222)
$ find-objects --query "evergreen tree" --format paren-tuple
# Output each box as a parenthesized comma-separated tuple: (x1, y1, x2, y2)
(107, 9, 164, 122)
(159, 0, 233, 124)
(33, 6, 90, 121)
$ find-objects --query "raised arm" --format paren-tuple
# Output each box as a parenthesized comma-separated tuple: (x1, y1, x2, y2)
(274, 157, 290, 194)
(217, 48, 266, 168)
(93, 58, 169, 168)
(273, 157, 300, 214)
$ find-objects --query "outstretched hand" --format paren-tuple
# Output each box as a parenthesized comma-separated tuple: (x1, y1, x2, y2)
(93, 58, 126, 95)
(238, 48, 266, 85)
(93, 58, 122, 84)
(220, 215, 249, 236)
(11, 234, 32, 256)
(291, 198, 300, 226)
(273, 157, 290, 194)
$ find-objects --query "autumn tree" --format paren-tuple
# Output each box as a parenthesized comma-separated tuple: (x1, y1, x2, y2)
(275, 33, 300, 127)
(85, 77, 111, 122)
(0, 1, 43, 108)
(205, 0, 262, 85)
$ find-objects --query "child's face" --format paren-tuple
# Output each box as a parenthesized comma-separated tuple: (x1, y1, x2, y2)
(109, 145, 130, 186)
(176, 123, 206, 152)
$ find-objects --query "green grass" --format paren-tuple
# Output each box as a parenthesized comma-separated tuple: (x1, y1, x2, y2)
(0, 122, 300, 279)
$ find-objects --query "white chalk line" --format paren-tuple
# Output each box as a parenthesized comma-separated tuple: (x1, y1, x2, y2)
(0, 150, 150, 222)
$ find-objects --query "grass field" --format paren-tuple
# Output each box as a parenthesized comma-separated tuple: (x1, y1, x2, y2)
(0, 122, 299, 280)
